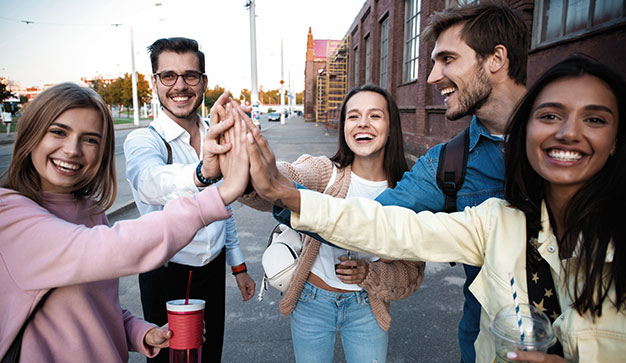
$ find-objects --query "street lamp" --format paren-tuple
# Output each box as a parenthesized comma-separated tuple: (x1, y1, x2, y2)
(245, 1, 260, 127)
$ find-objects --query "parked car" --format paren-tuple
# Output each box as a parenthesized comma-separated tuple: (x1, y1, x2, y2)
(268, 112, 281, 122)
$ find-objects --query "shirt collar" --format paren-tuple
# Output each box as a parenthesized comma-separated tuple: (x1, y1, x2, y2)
(468, 115, 504, 152)
(152, 109, 205, 143)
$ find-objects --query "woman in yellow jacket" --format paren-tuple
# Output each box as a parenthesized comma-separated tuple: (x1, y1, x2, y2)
(246, 55, 626, 362)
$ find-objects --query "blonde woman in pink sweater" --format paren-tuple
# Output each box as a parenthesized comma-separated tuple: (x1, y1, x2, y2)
(242, 85, 424, 362)
(0, 83, 249, 362)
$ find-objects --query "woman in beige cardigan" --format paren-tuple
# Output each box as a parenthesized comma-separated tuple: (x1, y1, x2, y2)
(242, 85, 424, 362)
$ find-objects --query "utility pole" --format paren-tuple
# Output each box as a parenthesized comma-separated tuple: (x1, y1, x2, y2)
(280, 38, 285, 124)
(246, 1, 260, 126)
(130, 26, 139, 126)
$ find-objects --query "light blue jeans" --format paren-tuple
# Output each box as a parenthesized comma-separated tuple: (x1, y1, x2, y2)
(290, 281, 388, 363)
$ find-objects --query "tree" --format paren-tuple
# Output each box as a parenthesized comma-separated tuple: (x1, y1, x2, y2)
(238, 88, 250, 104)
(296, 91, 303, 104)
(94, 73, 152, 117)
(0, 83, 15, 103)
(204, 85, 226, 110)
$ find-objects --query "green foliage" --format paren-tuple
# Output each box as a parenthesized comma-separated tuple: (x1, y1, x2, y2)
(0, 83, 15, 103)
(204, 85, 226, 109)
(90, 73, 152, 112)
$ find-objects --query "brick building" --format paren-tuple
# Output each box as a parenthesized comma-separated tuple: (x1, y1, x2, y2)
(303, 28, 341, 121)
(309, 0, 626, 158)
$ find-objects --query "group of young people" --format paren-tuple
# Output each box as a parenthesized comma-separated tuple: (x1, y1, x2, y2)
(1, 2, 624, 363)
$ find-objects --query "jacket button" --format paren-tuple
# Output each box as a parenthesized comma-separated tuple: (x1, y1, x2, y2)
(547, 246, 556, 253)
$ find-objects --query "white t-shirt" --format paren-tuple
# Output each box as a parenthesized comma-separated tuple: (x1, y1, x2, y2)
(311, 172, 387, 291)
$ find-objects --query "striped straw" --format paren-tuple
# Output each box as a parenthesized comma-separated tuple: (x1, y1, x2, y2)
(508, 272, 526, 347)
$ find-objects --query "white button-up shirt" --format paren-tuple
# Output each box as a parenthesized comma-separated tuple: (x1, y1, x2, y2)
(124, 112, 244, 267)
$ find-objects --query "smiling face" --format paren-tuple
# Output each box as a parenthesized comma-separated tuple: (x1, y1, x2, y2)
(428, 23, 492, 120)
(31, 107, 103, 194)
(153, 51, 207, 123)
(526, 75, 619, 199)
(343, 91, 390, 161)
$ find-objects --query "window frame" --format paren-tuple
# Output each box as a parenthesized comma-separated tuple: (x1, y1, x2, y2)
(532, 0, 626, 48)
(379, 16, 390, 89)
(403, 0, 421, 83)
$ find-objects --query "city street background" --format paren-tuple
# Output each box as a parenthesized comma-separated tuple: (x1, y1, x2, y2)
(107, 115, 465, 362)
(0, 114, 465, 362)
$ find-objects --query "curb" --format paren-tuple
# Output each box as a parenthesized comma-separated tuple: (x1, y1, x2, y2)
(106, 200, 136, 219)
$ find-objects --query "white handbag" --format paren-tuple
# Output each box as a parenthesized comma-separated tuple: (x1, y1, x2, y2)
(257, 224, 303, 300)
(257, 164, 337, 301)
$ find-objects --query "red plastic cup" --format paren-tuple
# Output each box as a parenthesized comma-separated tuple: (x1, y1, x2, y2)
(166, 299, 205, 363)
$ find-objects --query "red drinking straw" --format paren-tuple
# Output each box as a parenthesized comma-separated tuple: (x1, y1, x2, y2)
(185, 270, 193, 305)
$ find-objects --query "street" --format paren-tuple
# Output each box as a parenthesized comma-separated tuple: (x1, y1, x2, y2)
(1, 114, 464, 362)
(110, 115, 465, 362)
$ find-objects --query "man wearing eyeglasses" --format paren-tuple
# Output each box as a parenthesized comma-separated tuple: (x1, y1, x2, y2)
(124, 37, 256, 363)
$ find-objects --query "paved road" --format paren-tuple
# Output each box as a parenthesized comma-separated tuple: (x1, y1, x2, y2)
(109, 115, 464, 362)
(1, 114, 464, 362)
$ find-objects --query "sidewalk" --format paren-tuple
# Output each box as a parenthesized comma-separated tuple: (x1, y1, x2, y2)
(0, 119, 151, 145)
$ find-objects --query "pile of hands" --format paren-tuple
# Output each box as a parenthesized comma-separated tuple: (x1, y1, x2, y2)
(205, 92, 300, 212)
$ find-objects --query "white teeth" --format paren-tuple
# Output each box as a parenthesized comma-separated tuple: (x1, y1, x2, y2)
(355, 133, 373, 141)
(172, 96, 189, 101)
(52, 159, 80, 171)
(441, 87, 455, 96)
(548, 149, 582, 161)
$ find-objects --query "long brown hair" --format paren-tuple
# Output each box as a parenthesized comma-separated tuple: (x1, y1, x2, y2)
(505, 55, 626, 317)
(1, 83, 116, 210)
(330, 84, 408, 187)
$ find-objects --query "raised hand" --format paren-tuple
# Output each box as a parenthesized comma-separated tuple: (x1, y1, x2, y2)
(216, 103, 249, 205)
(198, 92, 235, 184)
(245, 124, 301, 213)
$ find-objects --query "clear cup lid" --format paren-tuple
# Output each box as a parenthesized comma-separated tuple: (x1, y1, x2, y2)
(490, 303, 556, 348)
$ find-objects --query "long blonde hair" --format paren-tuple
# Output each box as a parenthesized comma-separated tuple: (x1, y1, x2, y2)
(1, 83, 116, 210)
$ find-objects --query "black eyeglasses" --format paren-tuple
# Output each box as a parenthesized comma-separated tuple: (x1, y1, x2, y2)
(154, 71, 205, 86)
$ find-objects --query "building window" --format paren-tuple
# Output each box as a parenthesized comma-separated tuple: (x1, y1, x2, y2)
(365, 35, 371, 84)
(533, 0, 626, 47)
(380, 16, 389, 89)
(403, 0, 421, 83)
(354, 46, 360, 86)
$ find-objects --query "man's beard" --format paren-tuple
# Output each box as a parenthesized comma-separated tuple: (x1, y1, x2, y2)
(159, 95, 203, 120)
(446, 63, 492, 121)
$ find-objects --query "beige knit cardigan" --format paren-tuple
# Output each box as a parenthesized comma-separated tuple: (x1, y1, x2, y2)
(240, 154, 425, 331)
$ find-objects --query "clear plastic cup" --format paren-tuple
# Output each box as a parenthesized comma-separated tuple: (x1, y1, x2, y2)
(166, 299, 205, 363)
(490, 303, 556, 363)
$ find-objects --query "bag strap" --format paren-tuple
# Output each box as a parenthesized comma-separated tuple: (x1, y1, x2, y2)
(525, 219, 564, 357)
(436, 128, 469, 267)
(436, 127, 470, 213)
(2, 289, 54, 363)
(148, 125, 172, 165)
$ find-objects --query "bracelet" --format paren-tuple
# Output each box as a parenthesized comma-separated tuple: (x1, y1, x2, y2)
(231, 263, 247, 276)
(196, 161, 222, 186)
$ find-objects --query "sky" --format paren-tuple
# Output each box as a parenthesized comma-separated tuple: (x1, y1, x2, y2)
(0, 0, 366, 97)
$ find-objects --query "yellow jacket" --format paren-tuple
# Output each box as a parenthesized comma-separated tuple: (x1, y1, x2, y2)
(292, 191, 626, 362)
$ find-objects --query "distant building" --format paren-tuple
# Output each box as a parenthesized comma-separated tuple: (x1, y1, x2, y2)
(312, 0, 626, 158)
(303, 27, 341, 121)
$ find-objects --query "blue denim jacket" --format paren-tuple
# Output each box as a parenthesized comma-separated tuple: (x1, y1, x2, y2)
(273, 116, 504, 362)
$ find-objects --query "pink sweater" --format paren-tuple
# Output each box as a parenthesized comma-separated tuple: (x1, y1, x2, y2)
(0, 187, 230, 362)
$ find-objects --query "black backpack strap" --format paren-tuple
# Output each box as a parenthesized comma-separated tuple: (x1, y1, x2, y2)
(147, 125, 172, 165)
(2, 289, 54, 363)
(436, 127, 470, 213)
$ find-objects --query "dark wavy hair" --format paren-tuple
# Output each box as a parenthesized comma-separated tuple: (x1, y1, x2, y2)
(330, 84, 408, 187)
(504, 54, 626, 317)
(422, 1, 528, 85)
(148, 37, 205, 73)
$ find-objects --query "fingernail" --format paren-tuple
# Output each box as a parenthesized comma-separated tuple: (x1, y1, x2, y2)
(506, 352, 517, 359)
(247, 133, 253, 142)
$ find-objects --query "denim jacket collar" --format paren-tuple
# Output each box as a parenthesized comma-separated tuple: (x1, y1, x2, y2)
(468, 116, 503, 153)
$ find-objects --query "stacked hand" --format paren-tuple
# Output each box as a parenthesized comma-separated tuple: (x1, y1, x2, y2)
(206, 92, 301, 213)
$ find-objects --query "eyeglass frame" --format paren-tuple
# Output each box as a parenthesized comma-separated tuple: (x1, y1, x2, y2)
(153, 71, 206, 87)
